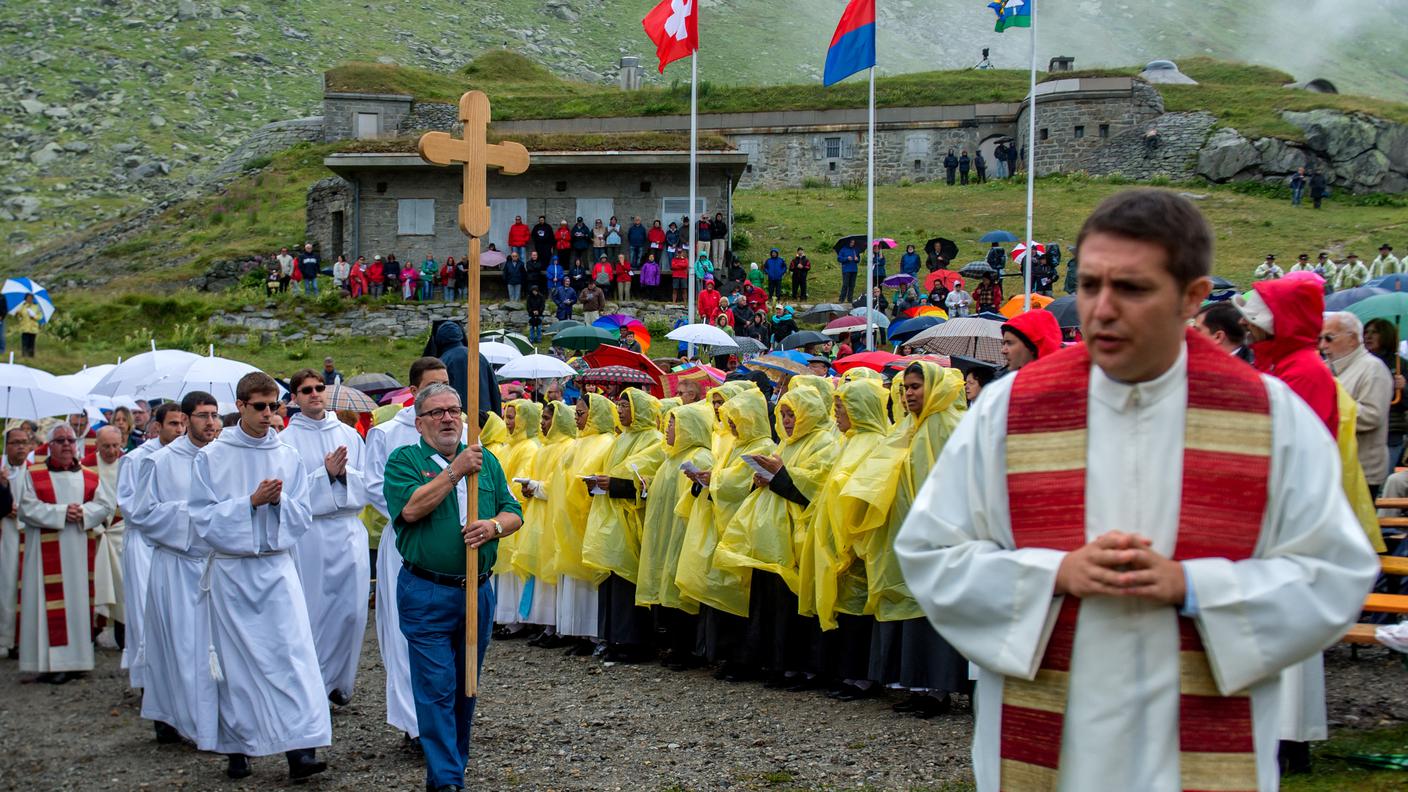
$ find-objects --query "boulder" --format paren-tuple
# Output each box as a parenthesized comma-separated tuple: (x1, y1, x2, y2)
(1283, 109, 1377, 161)
(1252, 137, 1307, 175)
(43, 105, 72, 119)
(6, 196, 41, 221)
(18, 99, 45, 115)
(1376, 123, 1408, 175)
(29, 143, 62, 166)
(1335, 150, 1390, 191)
(1196, 129, 1259, 182)
(177, 0, 198, 19)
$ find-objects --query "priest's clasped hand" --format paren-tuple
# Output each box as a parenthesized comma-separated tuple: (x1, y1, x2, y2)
(250, 479, 283, 507)
(1053, 530, 1186, 606)
(323, 446, 348, 477)
(65, 503, 83, 523)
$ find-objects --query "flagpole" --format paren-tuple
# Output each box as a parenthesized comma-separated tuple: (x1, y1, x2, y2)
(687, 51, 698, 358)
(1022, 0, 1038, 312)
(864, 65, 876, 349)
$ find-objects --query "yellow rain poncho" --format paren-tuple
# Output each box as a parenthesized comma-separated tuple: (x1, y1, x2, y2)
(788, 374, 836, 419)
(481, 410, 510, 463)
(635, 401, 715, 614)
(799, 378, 890, 629)
(657, 397, 683, 425)
(511, 401, 577, 582)
(706, 381, 752, 468)
(583, 389, 667, 582)
(676, 388, 772, 617)
(494, 399, 543, 576)
(1336, 383, 1388, 553)
(841, 362, 965, 621)
(551, 394, 620, 583)
(715, 386, 837, 595)
(842, 367, 883, 383)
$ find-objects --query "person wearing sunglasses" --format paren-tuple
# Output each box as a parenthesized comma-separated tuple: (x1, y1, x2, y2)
(281, 368, 370, 710)
(187, 371, 329, 782)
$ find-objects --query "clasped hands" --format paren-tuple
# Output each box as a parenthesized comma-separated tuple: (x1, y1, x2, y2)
(1053, 530, 1186, 607)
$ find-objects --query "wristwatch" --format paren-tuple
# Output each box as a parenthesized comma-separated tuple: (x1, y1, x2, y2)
(490, 518, 503, 537)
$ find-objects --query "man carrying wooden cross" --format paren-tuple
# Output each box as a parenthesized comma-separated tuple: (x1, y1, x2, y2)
(895, 189, 1379, 792)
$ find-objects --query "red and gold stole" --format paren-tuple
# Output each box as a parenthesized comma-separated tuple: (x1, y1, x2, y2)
(23, 464, 100, 649)
(1000, 328, 1270, 792)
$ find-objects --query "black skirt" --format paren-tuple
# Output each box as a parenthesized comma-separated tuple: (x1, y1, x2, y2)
(743, 571, 820, 673)
(818, 613, 874, 682)
(597, 574, 654, 647)
(868, 616, 968, 693)
(701, 605, 751, 665)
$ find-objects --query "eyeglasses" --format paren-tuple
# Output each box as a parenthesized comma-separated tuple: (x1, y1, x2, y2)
(49, 438, 76, 445)
(418, 407, 461, 421)
(1319, 333, 1339, 343)
(243, 401, 278, 413)
(191, 411, 222, 421)
(298, 384, 327, 395)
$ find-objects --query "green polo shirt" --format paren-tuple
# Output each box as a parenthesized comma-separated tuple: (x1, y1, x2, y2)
(384, 439, 522, 577)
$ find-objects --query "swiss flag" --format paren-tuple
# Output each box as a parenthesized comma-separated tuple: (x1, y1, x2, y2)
(642, 0, 698, 73)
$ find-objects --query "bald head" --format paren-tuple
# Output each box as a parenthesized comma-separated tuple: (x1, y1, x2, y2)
(95, 426, 124, 465)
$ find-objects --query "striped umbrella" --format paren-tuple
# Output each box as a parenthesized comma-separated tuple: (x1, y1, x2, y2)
(2, 278, 56, 324)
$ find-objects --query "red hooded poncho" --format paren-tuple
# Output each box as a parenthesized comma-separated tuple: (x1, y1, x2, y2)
(1002, 309, 1063, 361)
(1249, 278, 1338, 436)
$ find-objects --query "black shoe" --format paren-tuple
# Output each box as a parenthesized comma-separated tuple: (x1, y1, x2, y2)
(226, 753, 252, 780)
(833, 683, 878, 702)
(892, 694, 924, 713)
(328, 689, 351, 707)
(784, 674, 823, 693)
(1279, 740, 1312, 775)
(46, 671, 73, 685)
(713, 662, 752, 683)
(286, 748, 327, 782)
(154, 721, 182, 744)
(5, 647, 16, 659)
(910, 694, 952, 719)
(762, 672, 792, 689)
(433, 786, 464, 792)
(404, 735, 423, 754)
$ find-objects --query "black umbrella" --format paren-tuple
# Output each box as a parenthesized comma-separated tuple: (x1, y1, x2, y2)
(1046, 295, 1080, 329)
(344, 372, 401, 395)
(781, 330, 830, 350)
(798, 303, 851, 322)
(833, 234, 897, 253)
(1209, 275, 1236, 290)
(959, 261, 996, 278)
(948, 355, 999, 377)
(924, 237, 960, 263)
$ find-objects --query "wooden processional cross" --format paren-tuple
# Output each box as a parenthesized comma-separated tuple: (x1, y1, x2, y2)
(418, 91, 529, 695)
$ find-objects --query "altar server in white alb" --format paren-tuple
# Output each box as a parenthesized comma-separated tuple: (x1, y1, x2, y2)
(896, 190, 1379, 792)
(188, 372, 330, 782)
(365, 356, 453, 744)
(17, 424, 116, 683)
(91, 426, 127, 643)
(0, 425, 34, 658)
(129, 391, 222, 748)
(117, 402, 187, 687)
(282, 367, 371, 705)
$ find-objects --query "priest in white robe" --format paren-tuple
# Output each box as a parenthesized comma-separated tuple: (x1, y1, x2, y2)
(365, 357, 453, 742)
(116, 402, 187, 687)
(128, 391, 222, 747)
(895, 190, 1379, 792)
(92, 426, 127, 638)
(188, 373, 329, 782)
(282, 369, 371, 705)
(0, 425, 34, 657)
(17, 424, 116, 681)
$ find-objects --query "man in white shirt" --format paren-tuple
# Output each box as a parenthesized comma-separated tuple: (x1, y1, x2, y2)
(1322, 311, 1393, 496)
(896, 189, 1378, 792)
(0, 426, 33, 658)
(91, 426, 126, 644)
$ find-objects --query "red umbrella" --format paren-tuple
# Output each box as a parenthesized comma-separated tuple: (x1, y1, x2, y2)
(924, 269, 964, 291)
(1010, 242, 1046, 261)
(823, 316, 868, 336)
(882, 353, 952, 371)
(585, 344, 667, 396)
(832, 351, 902, 373)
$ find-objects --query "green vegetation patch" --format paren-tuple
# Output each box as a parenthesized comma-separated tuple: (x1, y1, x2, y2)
(337, 131, 735, 154)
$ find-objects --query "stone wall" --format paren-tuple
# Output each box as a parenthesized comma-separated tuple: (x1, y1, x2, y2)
(210, 117, 324, 179)
(1079, 111, 1218, 180)
(322, 92, 414, 142)
(1016, 81, 1165, 176)
(1197, 109, 1408, 194)
(733, 126, 1000, 189)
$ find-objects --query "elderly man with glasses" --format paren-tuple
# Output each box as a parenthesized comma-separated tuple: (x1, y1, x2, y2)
(382, 382, 523, 792)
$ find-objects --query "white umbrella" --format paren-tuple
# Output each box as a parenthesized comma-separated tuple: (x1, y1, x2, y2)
(90, 349, 203, 398)
(58, 364, 118, 395)
(0, 363, 86, 419)
(480, 341, 524, 366)
(146, 355, 283, 406)
(666, 323, 739, 348)
(497, 354, 577, 380)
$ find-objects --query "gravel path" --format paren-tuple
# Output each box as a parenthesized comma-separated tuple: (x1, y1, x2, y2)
(1, 620, 1403, 791)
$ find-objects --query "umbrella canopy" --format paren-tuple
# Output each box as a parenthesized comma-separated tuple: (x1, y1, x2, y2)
(0, 363, 86, 419)
(923, 237, 960, 263)
(481, 329, 535, 355)
(53, 364, 119, 398)
(1369, 273, 1408, 292)
(1348, 293, 1408, 333)
(797, 303, 852, 323)
(479, 249, 507, 268)
(2, 278, 56, 324)
(1010, 241, 1047, 262)
(581, 365, 655, 388)
(979, 230, 1019, 244)
(345, 372, 402, 395)
(1209, 275, 1237, 291)
(999, 294, 1055, 318)
(728, 336, 769, 355)
(584, 345, 667, 396)
(848, 307, 891, 328)
(666, 323, 738, 348)
(1325, 285, 1390, 311)
(323, 383, 379, 412)
(780, 330, 831, 350)
(947, 354, 1000, 378)
(959, 261, 997, 278)
(479, 340, 524, 366)
(546, 319, 583, 335)
(908, 316, 1005, 364)
(833, 351, 902, 373)
(496, 354, 576, 380)
(553, 324, 617, 351)
(924, 270, 964, 291)
(823, 316, 868, 336)
(380, 387, 414, 406)
(832, 235, 897, 253)
(665, 363, 727, 397)
(888, 315, 944, 344)
(882, 273, 916, 288)
(90, 349, 203, 398)
(748, 353, 812, 377)
(903, 305, 948, 319)
(146, 354, 281, 405)
(1045, 295, 1081, 329)
(593, 315, 651, 353)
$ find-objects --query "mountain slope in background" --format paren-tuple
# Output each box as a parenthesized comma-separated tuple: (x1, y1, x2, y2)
(2, 0, 1404, 255)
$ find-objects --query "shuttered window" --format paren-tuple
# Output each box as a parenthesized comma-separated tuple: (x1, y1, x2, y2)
(398, 199, 435, 235)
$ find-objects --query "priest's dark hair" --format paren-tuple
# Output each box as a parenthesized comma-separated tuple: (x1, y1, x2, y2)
(1075, 188, 1213, 286)
(288, 368, 322, 392)
(408, 356, 448, 389)
(180, 390, 218, 416)
(153, 401, 183, 425)
(235, 371, 281, 402)
(1196, 302, 1247, 346)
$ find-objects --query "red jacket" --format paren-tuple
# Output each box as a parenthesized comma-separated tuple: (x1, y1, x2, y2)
(554, 225, 572, 251)
(648, 227, 667, 250)
(1002, 309, 1063, 360)
(1250, 278, 1339, 436)
(746, 284, 768, 309)
(508, 222, 530, 247)
(698, 288, 722, 322)
(614, 261, 632, 283)
(670, 255, 690, 279)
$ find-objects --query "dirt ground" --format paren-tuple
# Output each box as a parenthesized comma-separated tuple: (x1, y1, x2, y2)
(1, 622, 1403, 791)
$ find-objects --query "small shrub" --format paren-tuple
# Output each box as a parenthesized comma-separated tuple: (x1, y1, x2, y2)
(801, 177, 828, 189)
(732, 210, 756, 224)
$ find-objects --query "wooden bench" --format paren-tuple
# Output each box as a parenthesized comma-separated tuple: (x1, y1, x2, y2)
(1338, 501, 1408, 651)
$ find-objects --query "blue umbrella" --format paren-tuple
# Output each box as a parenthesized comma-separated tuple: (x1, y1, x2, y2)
(980, 230, 1019, 244)
(1326, 286, 1390, 311)
(974, 311, 1008, 322)
(1348, 293, 1408, 333)
(1369, 274, 1408, 292)
(2, 278, 55, 324)
(888, 315, 944, 343)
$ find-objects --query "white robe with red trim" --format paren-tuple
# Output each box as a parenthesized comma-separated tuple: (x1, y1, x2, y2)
(0, 459, 27, 651)
(895, 351, 1379, 792)
(17, 465, 116, 673)
(92, 456, 124, 623)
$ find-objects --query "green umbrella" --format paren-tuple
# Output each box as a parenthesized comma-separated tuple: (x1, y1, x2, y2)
(481, 328, 534, 354)
(1348, 292, 1408, 333)
(552, 324, 616, 351)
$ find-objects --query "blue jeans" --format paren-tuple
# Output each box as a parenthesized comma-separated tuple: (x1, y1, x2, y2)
(529, 322, 542, 343)
(398, 571, 496, 789)
(303, 276, 319, 295)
